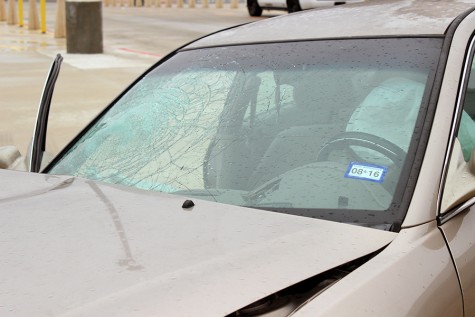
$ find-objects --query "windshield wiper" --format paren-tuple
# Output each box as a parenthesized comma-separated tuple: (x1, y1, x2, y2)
(29, 54, 63, 172)
(243, 177, 282, 204)
(243, 202, 293, 209)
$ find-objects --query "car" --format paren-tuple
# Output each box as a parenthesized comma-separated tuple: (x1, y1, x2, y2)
(3, 0, 475, 316)
(246, 0, 361, 16)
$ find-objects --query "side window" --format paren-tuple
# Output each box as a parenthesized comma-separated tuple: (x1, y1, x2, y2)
(459, 64, 475, 161)
(442, 57, 475, 212)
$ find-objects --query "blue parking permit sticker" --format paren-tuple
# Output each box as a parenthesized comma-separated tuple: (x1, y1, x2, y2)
(344, 162, 388, 183)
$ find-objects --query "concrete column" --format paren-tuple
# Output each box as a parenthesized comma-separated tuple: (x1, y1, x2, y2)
(55, 0, 66, 38)
(0, 0, 7, 22)
(65, 0, 103, 53)
(7, 0, 17, 25)
(28, 0, 40, 29)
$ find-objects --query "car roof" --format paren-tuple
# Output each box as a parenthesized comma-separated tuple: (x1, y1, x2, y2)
(185, 0, 475, 49)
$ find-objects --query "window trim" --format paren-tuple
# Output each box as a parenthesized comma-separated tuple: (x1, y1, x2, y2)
(438, 32, 475, 223)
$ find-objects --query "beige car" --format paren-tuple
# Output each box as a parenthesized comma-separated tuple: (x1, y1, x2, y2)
(3, 0, 475, 316)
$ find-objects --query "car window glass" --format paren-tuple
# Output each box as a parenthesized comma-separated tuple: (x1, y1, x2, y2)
(257, 72, 293, 114)
(442, 57, 475, 212)
(51, 69, 235, 191)
(48, 38, 442, 227)
(458, 61, 475, 161)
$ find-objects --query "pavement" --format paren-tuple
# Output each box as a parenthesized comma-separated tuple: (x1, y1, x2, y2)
(0, 3, 270, 155)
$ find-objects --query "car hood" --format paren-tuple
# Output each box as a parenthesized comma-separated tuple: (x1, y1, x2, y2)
(0, 170, 396, 316)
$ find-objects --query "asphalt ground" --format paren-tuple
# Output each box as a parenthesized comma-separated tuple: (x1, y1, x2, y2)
(0, 3, 275, 156)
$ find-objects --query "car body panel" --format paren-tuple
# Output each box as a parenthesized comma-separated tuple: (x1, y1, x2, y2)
(402, 9, 475, 227)
(437, 11, 475, 213)
(188, 0, 474, 50)
(436, 11, 475, 317)
(5, 1, 475, 316)
(0, 169, 396, 316)
(293, 221, 463, 316)
(441, 207, 475, 317)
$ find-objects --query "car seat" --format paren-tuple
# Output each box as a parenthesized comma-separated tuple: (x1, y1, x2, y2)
(247, 72, 352, 189)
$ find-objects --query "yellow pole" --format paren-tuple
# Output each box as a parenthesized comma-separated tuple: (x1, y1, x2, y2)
(40, 0, 46, 33)
(18, 0, 23, 26)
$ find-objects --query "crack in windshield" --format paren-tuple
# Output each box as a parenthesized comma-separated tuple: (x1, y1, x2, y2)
(47, 38, 443, 228)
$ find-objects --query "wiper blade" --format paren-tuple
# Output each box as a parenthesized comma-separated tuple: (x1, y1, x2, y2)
(29, 54, 63, 172)
(243, 177, 281, 204)
(243, 202, 293, 209)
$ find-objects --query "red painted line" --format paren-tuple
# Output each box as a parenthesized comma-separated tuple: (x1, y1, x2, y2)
(119, 47, 162, 57)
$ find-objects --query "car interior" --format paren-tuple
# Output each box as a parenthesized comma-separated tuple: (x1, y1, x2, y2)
(204, 68, 426, 204)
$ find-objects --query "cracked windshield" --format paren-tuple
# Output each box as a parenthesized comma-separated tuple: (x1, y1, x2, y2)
(47, 38, 442, 226)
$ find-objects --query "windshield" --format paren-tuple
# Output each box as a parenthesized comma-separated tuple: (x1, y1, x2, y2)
(47, 38, 442, 228)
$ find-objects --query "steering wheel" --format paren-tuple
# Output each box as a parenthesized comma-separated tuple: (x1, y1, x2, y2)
(317, 131, 406, 168)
